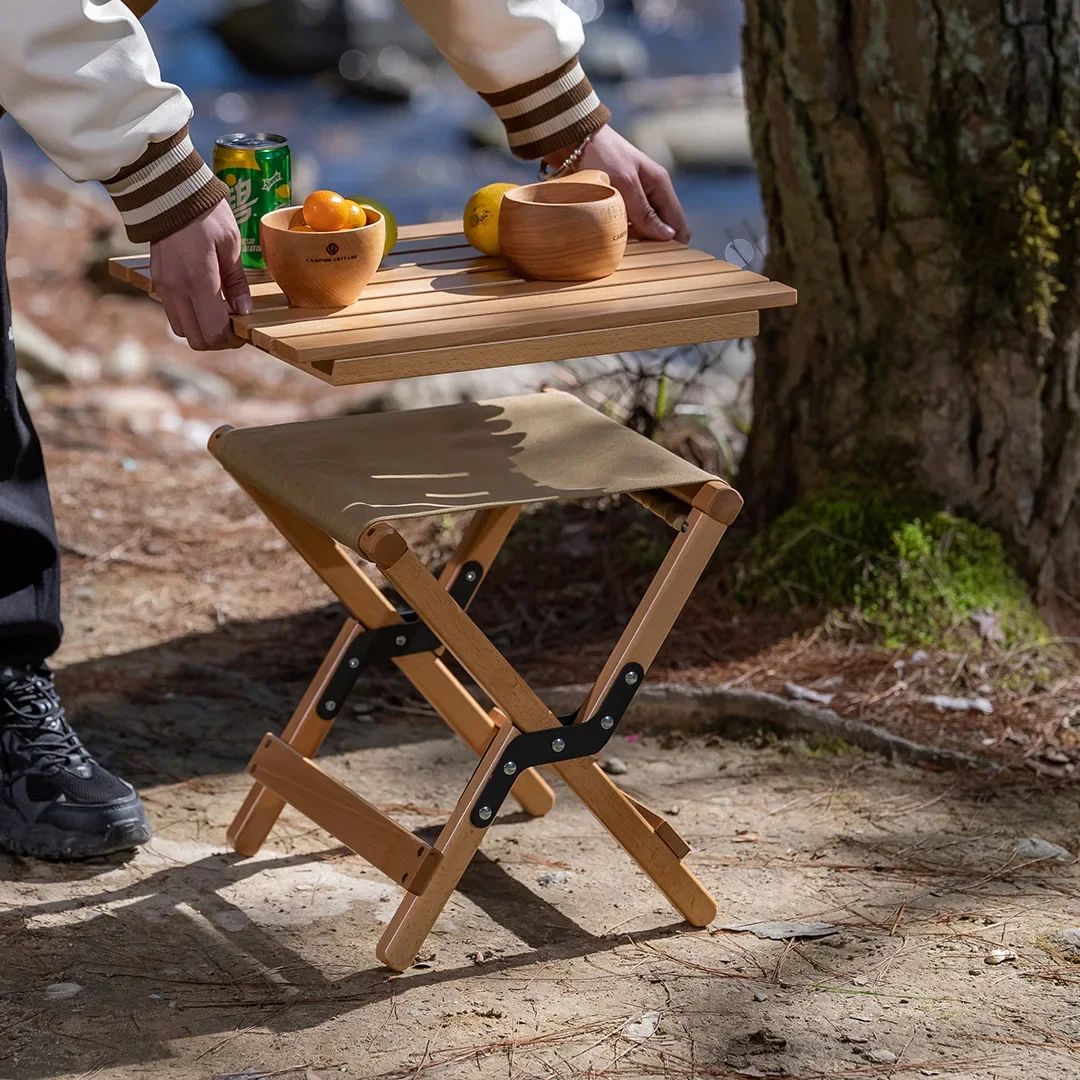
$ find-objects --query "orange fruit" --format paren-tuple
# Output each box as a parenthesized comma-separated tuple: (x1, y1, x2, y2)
(303, 190, 350, 231)
(288, 208, 307, 230)
(343, 200, 368, 229)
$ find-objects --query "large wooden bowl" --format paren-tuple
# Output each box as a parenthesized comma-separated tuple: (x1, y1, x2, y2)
(260, 205, 386, 308)
(499, 181, 627, 281)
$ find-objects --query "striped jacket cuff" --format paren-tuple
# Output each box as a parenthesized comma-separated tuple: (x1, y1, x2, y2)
(103, 125, 228, 244)
(479, 56, 611, 161)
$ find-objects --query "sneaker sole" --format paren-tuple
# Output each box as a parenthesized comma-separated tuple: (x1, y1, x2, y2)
(0, 815, 152, 861)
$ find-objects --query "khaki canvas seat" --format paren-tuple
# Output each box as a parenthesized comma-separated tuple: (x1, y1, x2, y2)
(212, 389, 743, 971)
(212, 391, 715, 547)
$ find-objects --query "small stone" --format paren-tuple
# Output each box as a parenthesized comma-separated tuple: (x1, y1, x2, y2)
(865, 1049, 897, 1064)
(783, 681, 835, 706)
(851, 975, 868, 986)
(666, 805, 681, 816)
(537, 870, 574, 887)
(753, 990, 768, 1002)
(623, 1010, 662, 1040)
(45, 982, 83, 999)
(1055, 928, 1080, 953)
(841, 1033, 869, 1044)
(601, 756, 628, 775)
(984, 949, 1017, 965)
(1016, 837, 1071, 861)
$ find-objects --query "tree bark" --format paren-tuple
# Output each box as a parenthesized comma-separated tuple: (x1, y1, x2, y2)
(741, 1, 1080, 615)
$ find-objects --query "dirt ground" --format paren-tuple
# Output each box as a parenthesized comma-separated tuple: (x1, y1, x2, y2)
(0, 449, 1078, 1080)
(4, 171, 1080, 1080)
(4, 700, 1080, 1080)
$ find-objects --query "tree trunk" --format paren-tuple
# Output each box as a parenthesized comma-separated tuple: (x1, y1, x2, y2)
(741, 1, 1080, 615)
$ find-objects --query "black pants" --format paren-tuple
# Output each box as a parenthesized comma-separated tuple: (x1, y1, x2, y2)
(0, 153, 62, 663)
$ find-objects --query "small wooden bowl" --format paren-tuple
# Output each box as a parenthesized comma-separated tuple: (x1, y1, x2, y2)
(260, 205, 386, 308)
(499, 181, 627, 281)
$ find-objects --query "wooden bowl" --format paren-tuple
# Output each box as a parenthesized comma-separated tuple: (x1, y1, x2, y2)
(259, 205, 386, 308)
(499, 181, 627, 281)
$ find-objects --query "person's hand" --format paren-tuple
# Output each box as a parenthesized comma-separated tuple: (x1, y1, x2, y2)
(544, 125, 690, 244)
(149, 200, 252, 351)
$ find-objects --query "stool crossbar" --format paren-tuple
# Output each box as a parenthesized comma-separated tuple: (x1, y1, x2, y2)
(211, 391, 742, 970)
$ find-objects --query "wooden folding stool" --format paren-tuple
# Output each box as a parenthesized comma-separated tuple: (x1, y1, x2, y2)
(212, 390, 742, 971)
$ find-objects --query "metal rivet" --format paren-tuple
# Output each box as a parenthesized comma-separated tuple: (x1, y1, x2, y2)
(503, 760, 518, 776)
(325, 700, 337, 712)
(551, 737, 566, 753)
(465, 569, 478, 582)
(348, 657, 359, 669)
(478, 805, 493, 821)
(600, 715, 615, 730)
(395, 634, 407, 647)
(624, 670, 640, 685)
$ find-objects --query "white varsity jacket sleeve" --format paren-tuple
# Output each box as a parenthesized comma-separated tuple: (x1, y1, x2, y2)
(400, 0, 610, 160)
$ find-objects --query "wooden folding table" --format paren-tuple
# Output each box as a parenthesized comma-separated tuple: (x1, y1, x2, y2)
(110, 221, 795, 386)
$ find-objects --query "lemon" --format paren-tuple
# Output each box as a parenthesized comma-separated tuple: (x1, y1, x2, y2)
(463, 183, 518, 255)
(349, 195, 398, 258)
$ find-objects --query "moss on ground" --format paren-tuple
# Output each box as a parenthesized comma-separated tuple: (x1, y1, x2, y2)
(736, 482, 1048, 649)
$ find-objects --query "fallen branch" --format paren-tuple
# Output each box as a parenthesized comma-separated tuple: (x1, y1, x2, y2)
(541, 682, 998, 770)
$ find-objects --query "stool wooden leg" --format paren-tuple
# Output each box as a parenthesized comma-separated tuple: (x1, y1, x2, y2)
(553, 758, 717, 925)
(231, 485, 554, 819)
(377, 721, 517, 971)
(360, 525, 719, 928)
(227, 619, 362, 856)
(395, 655, 556, 817)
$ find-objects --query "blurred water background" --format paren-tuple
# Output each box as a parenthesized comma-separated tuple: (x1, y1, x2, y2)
(0, 0, 760, 260)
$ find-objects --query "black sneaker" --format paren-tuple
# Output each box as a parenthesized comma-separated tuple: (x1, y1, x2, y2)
(0, 664, 151, 859)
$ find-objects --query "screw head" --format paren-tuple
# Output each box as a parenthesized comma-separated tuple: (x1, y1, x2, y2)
(465, 569, 478, 582)
(395, 634, 408, 647)
(348, 657, 359, 669)
(325, 700, 337, 712)
(624, 670, 640, 686)
(477, 805, 493, 821)
(600, 715, 615, 730)
(551, 737, 566, 753)
(503, 760, 518, 776)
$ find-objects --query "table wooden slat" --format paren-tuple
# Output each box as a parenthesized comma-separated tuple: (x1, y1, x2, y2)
(110, 226, 796, 385)
(311, 311, 762, 385)
(265, 280, 794, 366)
(238, 260, 755, 335)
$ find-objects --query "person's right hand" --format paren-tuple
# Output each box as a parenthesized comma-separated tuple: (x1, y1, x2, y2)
(149, 200, 252, 351)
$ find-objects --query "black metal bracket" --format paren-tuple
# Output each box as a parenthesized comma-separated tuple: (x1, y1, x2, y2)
(316, 560, 483, 720)
(469, 662, 645, 827)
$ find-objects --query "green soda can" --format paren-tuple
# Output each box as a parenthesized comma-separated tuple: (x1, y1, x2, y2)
(213, 133, 291, 270)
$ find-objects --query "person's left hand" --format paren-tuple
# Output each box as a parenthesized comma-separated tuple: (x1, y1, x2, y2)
(544, 124, 690, 244)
